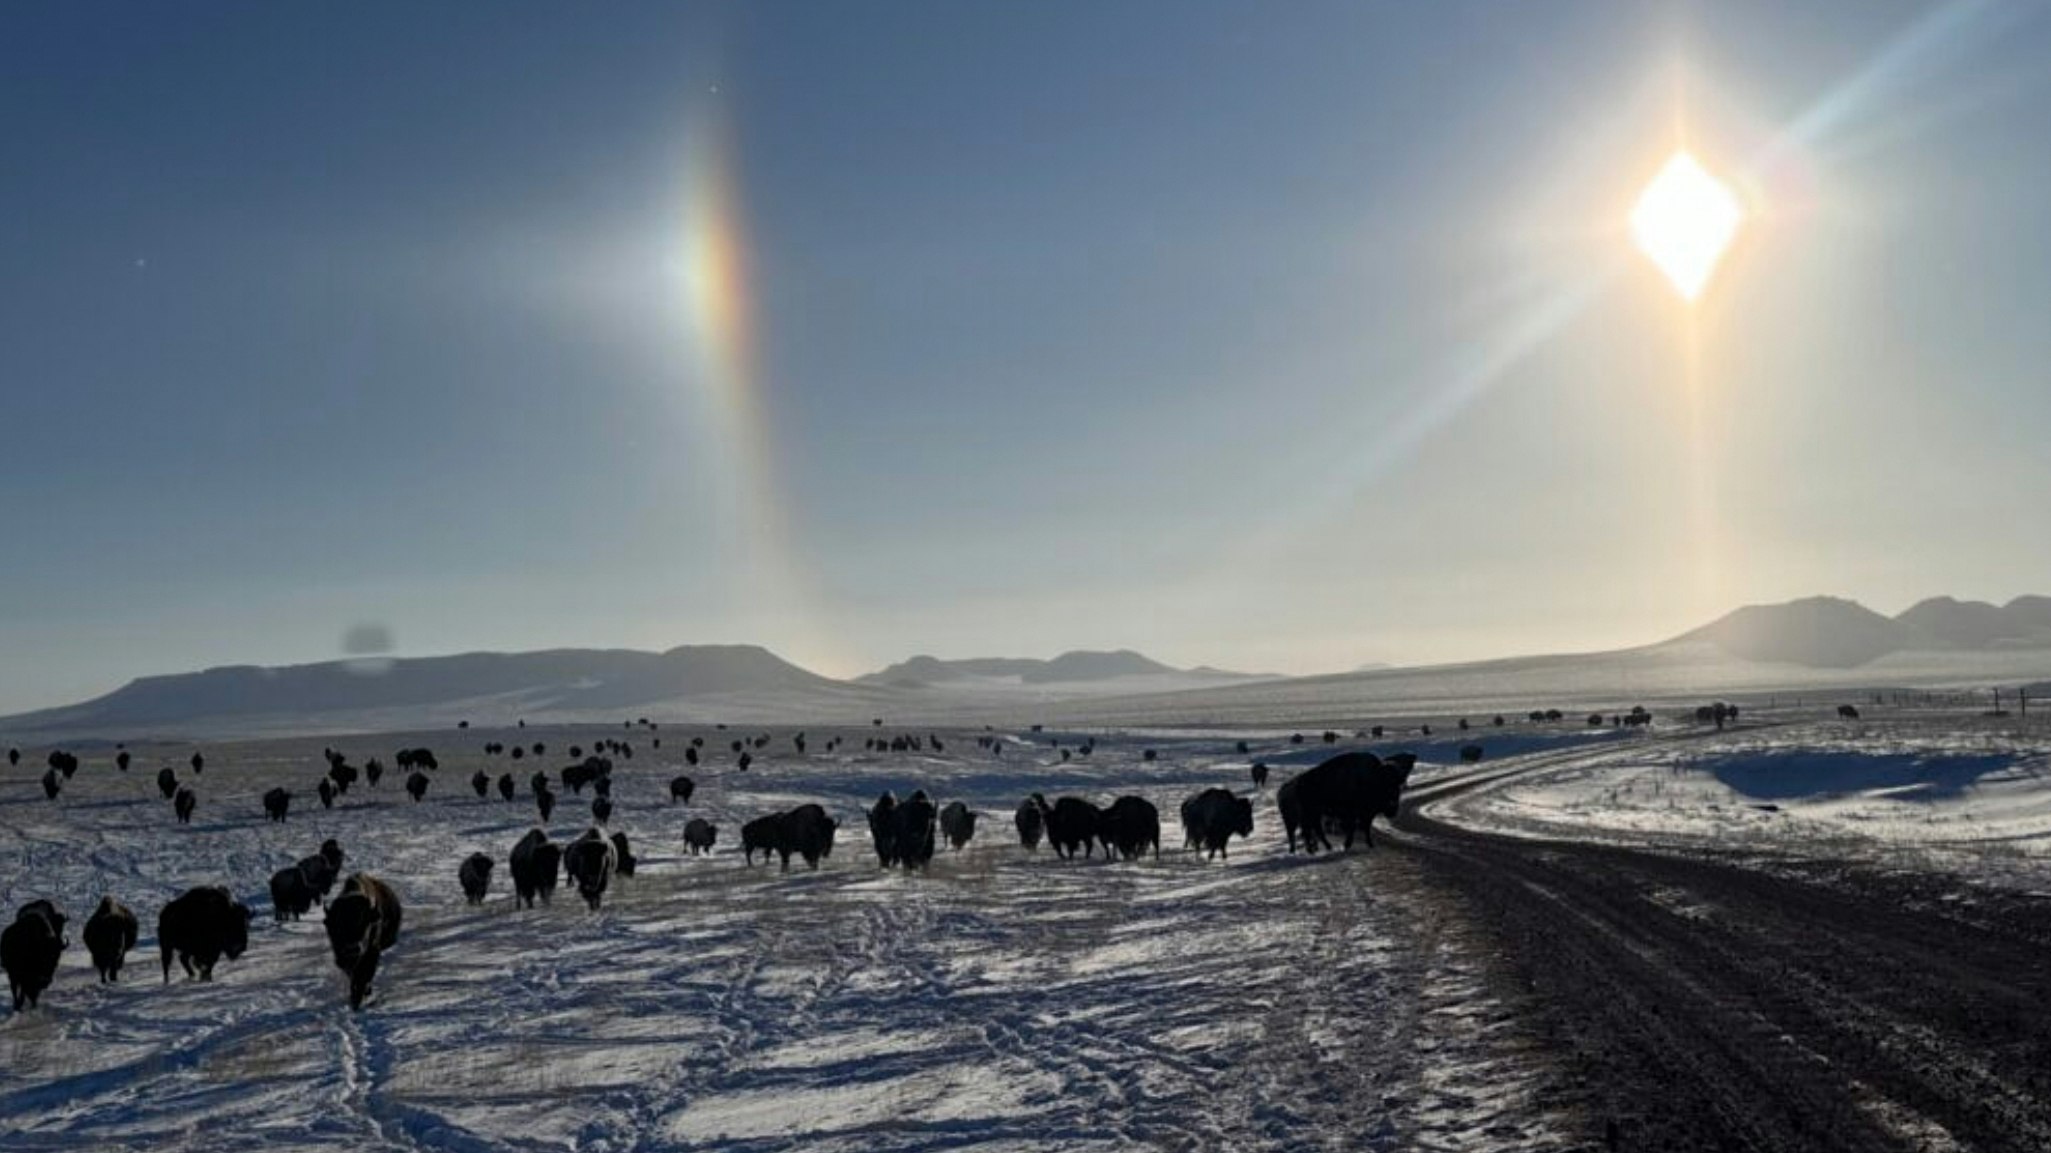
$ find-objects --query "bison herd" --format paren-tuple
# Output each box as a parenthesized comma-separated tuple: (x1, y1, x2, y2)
(3, 728, 1443, 1020)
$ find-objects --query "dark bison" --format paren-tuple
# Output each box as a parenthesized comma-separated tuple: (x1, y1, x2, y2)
(591, 797, 613, 824)
(40, 768, 60, 800)
(1014, 794, 1047, 850)
(3, 900, 68, 1010)
(297, 840, 345, 901)
(1278, 751, 1414, 854)
(84, 897, 138, 983)
(867, 792, 900, 866)
(530, 769, 549, 796)
(535, 785, 557, 824)
(364, 757, 385, 787)
(318, 778, 335, 809)
(510, 829, 561, 908)
(189, 751, 205, 774)
(684, 818, 718, 854)
(741, 815, 781, 866)
(405, 771, 430, 802)
(939, 801, 977, 850)
(49, 750, 80, 778)
(326, 874, 402, 1010)
(1180, 788, 1254, 860)
(1045, 797, 1103, 859)
(471, 770, 490, 798)
(894, 793, 937, 869)
(173, 786, 197, 824)
(157, 767, 179, 799)
(610, 831, 636, 877)
(1838, 704, 1861, 720)
(744, 804, 839, 871)
(264, 787, 292, 822)
(1098, 796, 1160, 861)
(1250, 762, 1270, 790)
(270, 863, 322, 922)
(115, 749, 131, 772)
(1460, 744, 1485, 764)
(564, 830, 618, 911)
(459, 853, 494, 904)
(497, 772, 516, 801)
(328, 760, 358, 793)
(669, 775, 696, 804)
(158, 886, 252, 982)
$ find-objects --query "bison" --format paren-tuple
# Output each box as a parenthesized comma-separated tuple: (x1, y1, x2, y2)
(270, 864, 322, 922)
(83, 897, 138, 983)
(1180, 788, 1254, 860)
(1250, 762, 1270, 790)
(591, 796, 613, 825)
(868, 792, 901, 866)
(683, 818, 718, 855)
(939, 801, 977, 851)
(894, 793, 937, 869)
(1045, 797, 1102, 860)
(173, 786, 197, 824)
(3, 900, 68, 1010)
(535, 784, 557, 824)
(1098, 796, 1160, 861)
(1838, 704, 1861, 720)
(669, 775, 696, 804)
(157, 766, 179, 799)
(509, 829, 561, 908)
(326, 874, 402, 1009)
(610, 831, 636, 877)
(471, 770, 490, 798)
(40, 768, 60, 800)
(459, 853, 494, 904)
(1014, 794, 1047, 850)
(1278, 751, 1413, 854)
(405, 771, 430, 802)
(264, 787, 292, 822)
(564, 830, 618, 911)
(497, 772, 516, 802)
(158, 886, 251, 982)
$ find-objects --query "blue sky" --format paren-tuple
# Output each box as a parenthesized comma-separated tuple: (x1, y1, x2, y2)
(4, 1, 2050, 712)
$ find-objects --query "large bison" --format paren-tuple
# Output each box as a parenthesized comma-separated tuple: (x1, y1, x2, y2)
(40, 768, 60, 800)
(1278, 751, 1413, 854)
(510, 829, 561, 908)
(173, 786, 197, 824)
(669, 775, 696, 804)
(564, 830, 618, 911)
(84, 897, 138, 983)
(1180, 788, 1254, 860)
(1098, 796, 1160, 861)
(157, 767, 179, 799)
(270, 863, 322, 922)
(1045, 797, 1103, 860)
(894, 793, 937, 870)
(1014, 794, 1047, 850)
(459, 853, 494, 904)
(744, 804, 839, 871)
(3, 900, 68, 1010)
(683, 818, 718, 855)
(405, 771, 430, 802)
(1250, 762, 1270, 790)
(590, 796, 613, 825)
(158, 886, 252, 982)
(939, 801, 977, 851)
(263, 787, 292, 822)
(325, 874, 402, 1010)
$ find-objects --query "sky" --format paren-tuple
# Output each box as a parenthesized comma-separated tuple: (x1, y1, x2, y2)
(4, 1, 2051, 713)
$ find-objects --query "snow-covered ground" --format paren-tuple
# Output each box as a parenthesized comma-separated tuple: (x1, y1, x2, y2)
(1430, 712, 2051, 889)
(0, 727, 1567, 1152)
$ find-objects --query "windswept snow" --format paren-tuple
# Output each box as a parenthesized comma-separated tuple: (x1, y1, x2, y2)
(0, 729, 1569, 1151)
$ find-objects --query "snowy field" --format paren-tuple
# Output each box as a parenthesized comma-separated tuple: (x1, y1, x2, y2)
(1430, 711, 2051, 889)
(0, 726, 1567, 1152)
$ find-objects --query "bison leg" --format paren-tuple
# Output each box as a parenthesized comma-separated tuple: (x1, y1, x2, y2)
(350, 949, 381, 1010)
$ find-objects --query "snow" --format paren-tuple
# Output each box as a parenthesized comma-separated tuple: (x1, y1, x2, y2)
(0, 727, 1566, 1151)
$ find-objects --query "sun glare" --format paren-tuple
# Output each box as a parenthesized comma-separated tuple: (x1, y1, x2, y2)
(1630, 151, 1744, 301)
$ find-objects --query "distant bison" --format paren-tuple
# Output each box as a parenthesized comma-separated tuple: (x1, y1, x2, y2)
(157, 767, 179, 799)
(1278, 751, 1414, 854)
(158, 886, 252, 982)
(1045, 797, 1103, 860)
(497, 773, 516, 802)
(471, 770, 490, 798)
(48, 750, 79, 778)
(1098, 796, 1160, 861)
(40, 768, 60, 800)
(939, 801, 977, 851)
(669, 775, 696, 804)
(683, 818, 718, 855)
(610, 831, 636, 877)
(535, 785, 557, 824)
(318, 777, 336, 809)
(1250, 762, 1270, 790)
(84, 897, 138, 983)
(3, 900, 68, 1010)
(591, 797, 613, 824)
(405, 772, 430, 802)
(173, 786, 197, 824)
(1180, 787, 1254, 860)
(1838, 704, 1861, 720)
(564, 830, 618, 911)
(325, 874, 402, 1010)
(510, 829, 561, 908)
(459, 853, 494, 904)
(1460, 744, 1484, 764)
(1014, 794, 1047, 850)
(264, 787, 292, 822)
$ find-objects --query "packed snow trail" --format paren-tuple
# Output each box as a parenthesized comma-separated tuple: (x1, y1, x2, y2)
(0, 728, 1570, 1152)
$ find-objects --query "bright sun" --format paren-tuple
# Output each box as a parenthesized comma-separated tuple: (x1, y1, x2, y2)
(1630, 151, 1744, 301)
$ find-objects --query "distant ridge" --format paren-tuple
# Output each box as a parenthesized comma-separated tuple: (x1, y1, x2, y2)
(1674, 595, 2051, 668)
(857, 649, 1262, 687)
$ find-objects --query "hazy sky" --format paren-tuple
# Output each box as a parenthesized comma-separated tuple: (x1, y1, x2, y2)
(5, 1, 2051, 713)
